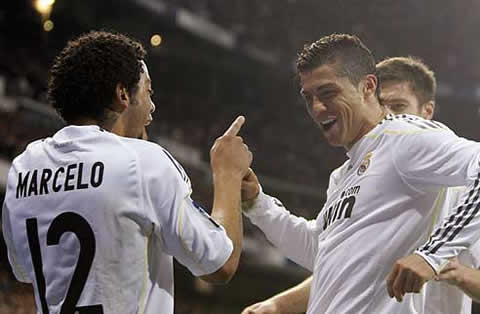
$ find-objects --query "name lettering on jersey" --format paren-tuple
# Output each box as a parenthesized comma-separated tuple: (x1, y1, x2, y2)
(16, 162, 104, 198)
(323, 185, 360, 230)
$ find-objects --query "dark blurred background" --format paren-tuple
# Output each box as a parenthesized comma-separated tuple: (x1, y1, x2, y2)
(1, 0, 480, 313)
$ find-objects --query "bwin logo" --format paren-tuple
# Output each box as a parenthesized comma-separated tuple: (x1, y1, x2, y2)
(323, 185, 360, 230)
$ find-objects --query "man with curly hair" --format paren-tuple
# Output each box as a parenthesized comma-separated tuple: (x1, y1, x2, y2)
(2, 30, 251, 314)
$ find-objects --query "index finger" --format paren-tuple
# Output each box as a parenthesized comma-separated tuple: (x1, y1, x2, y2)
(223, 115, 245, 136)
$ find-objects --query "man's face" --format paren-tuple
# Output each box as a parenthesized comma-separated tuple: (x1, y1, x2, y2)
(379, 81, 427, 118)
(124, 61, 156, 138)
(299, 64, 372, 148)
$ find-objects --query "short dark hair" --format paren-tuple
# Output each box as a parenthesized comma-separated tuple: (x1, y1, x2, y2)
(48, 30, 147, 123)
(296, 33, 377, 86)
(376, 56, 436, 104)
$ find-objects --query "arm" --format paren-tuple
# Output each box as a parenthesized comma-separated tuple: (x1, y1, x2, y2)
(437, 258, 480, 302)
(241, 276, 312, 314)
(2, 169, 30, 283)
(241, 170, 320, 271)
(147, 117, 251, 284)
(199, 115, 252, 283)
(387, 123, 480, 299)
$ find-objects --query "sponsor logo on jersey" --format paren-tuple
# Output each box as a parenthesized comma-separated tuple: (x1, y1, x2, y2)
(323, 185, 360, 230)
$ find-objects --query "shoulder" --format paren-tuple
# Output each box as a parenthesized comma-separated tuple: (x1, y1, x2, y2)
(381, 114, 453, 134)
(119, 137, 192, 189)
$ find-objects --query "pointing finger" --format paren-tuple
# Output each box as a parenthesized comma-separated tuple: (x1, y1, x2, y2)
(223, 115, 245, 136)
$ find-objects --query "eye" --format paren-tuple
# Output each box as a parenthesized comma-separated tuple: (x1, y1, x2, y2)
(301, 92, 312, 105)
(149, 89, 154, 96)
(387, 104, 407, 113)
(317, 90, 335, 100)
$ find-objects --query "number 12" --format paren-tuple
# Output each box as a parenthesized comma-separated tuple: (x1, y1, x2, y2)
(26, 212, 103, 314)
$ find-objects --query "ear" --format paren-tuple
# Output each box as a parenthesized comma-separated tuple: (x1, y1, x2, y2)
(112, 83, 130, 113)
(362, 74, 378, 100)
(422, 101, 435, 120)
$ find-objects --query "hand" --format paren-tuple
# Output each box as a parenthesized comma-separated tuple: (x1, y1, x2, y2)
(242, 168, 260, 201)
(386, 254, 435, 302)
(241, 300, 279, 314)
(437, 257, 480, 302)
(210, 116, 252, 179)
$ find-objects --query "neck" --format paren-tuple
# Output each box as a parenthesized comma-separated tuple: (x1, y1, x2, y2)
(69, 110, 121, 134)
(345, 106, 387, 150)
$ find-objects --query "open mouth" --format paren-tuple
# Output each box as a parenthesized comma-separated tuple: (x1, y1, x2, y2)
(320, 118, 337, 131)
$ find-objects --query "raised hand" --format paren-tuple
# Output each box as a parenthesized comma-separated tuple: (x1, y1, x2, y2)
(210, 116, 252, 179)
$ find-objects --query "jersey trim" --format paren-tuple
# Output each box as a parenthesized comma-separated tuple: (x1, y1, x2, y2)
(138, 237, 149, 314)
(419, 174, 480, 254)
(177, 199, 205, 273)
(380, 114, 449, 131)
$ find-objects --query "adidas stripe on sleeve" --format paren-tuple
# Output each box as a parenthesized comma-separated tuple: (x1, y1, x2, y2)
(391, 122, 480, 272)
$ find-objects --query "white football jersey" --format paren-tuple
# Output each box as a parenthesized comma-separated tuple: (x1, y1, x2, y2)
(417, 186, 479, 314)
(245, 114, 480, 314)
(2, 125, 233, 314)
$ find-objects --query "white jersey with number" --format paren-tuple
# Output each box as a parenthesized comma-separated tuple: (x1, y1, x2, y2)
(245, 114, 480, 314)
(2, 125, 233, 314)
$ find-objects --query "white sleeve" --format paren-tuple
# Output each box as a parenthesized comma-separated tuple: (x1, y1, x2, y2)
(2, 200, 30, 283)
(391, 126, 480, 272)
(144, 150, 233, 277)
(243, 191, 320, 272)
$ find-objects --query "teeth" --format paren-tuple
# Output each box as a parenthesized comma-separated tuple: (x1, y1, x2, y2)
(321, 118, 336, 125)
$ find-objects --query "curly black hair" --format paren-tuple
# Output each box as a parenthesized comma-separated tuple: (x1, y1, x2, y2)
(48, 30, 147, 123)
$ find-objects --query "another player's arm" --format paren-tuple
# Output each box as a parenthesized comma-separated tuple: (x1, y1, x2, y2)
(387, 127, 480, 300)
(437, 258, 480, 302)
(200, 116, 252, 283)
(241, 276, 312, 314)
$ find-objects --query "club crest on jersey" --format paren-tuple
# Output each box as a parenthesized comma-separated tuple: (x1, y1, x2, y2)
(357, 152, 372, 176)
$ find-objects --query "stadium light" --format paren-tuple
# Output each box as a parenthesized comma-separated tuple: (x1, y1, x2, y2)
(150, 34, 162, 47)
(34, 0, 55, 18)
(43, 20, 54, 32)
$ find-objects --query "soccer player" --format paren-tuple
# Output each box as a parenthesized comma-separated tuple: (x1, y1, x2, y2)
(240, 34, 480, 313)
(241, 56, 479, 314)
(2, 31, 251, 314)
(241, 56, 480, 314)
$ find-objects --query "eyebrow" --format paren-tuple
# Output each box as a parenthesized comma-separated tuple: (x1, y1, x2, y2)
(300, 83, 338, 95)
(380, 97, 408, 103)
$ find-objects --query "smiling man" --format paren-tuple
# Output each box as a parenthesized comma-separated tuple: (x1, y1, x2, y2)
(241, 56, 480, 314)
(240, 34, 480, 314)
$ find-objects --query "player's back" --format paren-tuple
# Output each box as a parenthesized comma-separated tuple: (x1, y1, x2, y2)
(3, 125, 162, 313)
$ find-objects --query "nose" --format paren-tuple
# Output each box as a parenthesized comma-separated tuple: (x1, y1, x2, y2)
(150, 101, 156, 114)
